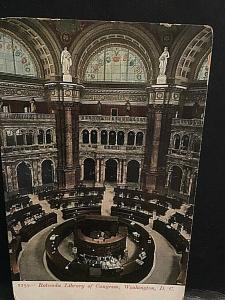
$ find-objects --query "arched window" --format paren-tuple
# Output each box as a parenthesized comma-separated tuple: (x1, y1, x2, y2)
(192, 139, 201, 153)
(136, 132, 143, 146)
(101, 130, 108, 145)
(83, 158, 95, 181)
(85, 46, 147, 83)
(42, 160, 54, 185)
(105, 159, 117, 182)
(117, 131, 124, 145)
(82, 130, 89, 144)
(197, 54, 211, 81)
(16, 129, 25, 145)
(91, 130, 97, 144)
(173, 134, 180, 149)
(46, 129, 53, 144)
(127, 160, 140, 183)
(0, 31, 37, 77)
(6, 130, 15, 146)
(37, 129, 44, 144)
(182, 135, 189, 151)
(26, 130, 34, 145)
(17, 162, 33, 194)
(170, 166, 183, 192)
(127, 131, 135, 145)
(109, 131, 116, 145)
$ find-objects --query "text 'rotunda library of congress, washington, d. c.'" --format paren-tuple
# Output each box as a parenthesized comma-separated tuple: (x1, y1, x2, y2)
(0, 18, 212, 285)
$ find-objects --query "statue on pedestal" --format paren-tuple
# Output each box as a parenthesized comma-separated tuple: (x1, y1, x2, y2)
(126, 100, 131, 115)
(159, 47, 170, 76)
(97, 101, 102, 114)
(30, 98, 36, 113)
(157, 47, 170, 84)
(61, 47, 72, 81)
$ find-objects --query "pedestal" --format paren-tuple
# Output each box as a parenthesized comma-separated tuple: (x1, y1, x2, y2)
(63, 74, 72, 82)
(157, 75, 167, 84)
(64, 168, 75, 190)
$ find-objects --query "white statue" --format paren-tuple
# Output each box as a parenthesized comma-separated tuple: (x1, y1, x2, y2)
(159, 47, 170, 76)
(61, 47, 72, 75)
(30, 98, 36, 113)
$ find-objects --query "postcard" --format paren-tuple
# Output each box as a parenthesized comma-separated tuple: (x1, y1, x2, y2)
(0, 18, 213, 300)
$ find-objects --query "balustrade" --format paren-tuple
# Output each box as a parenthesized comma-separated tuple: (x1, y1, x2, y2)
(0, 113, 55, 120)
(172, 118, 203, 127)
(79, 115, 147, 124)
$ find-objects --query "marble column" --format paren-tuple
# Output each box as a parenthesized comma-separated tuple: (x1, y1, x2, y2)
(147, 111, 162, 191)
(32, 160, 39, 188)
(101, 160, 105, 183)
(165, 169, 172, 188)
(37, 160, 42, 186)
(34, 130, 38, 145)
(6, 165, 13, 191)
(45, 82, 83, 191)
(122, 160, 127, 184)
(96, 158, 100, 183)
(138, 164, 141, 186)
(181, 169, 188, 194)
(188, 174, 194, 196)
(64, 105, 75, 189)
(80, 160, 84, 181)
(11, 165, 18, 191)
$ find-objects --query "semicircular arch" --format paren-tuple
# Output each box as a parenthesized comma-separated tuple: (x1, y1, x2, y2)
(70, 22, 161, 83)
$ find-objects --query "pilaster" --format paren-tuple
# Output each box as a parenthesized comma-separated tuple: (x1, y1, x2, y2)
(45, 82, 84, 191)
(142, 84, 186, 193)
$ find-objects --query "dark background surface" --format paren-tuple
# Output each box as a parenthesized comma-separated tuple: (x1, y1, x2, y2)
(0, 0, 225, 299)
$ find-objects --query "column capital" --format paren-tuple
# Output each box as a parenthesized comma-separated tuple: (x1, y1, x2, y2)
(45, 81, 84, 103)
(146, 84, 187, 106)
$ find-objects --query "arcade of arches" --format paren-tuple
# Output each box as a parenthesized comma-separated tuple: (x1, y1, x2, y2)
(0, 18, 212, 203)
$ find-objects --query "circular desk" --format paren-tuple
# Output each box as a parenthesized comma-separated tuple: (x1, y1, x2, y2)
(45, 215, 155, 283)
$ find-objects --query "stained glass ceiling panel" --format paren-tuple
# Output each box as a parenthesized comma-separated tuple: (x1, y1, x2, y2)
(0, 32, 37, 77)
(85, 46, 147, 83)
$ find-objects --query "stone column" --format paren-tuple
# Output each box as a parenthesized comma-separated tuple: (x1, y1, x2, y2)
(101, 159, 105, 183)
(34, 130, 38, 145)
(142, 84, 184, 192)
(97, 130, 101, 145)
(117, 159, 123, 184)
(165, 168, 172, 188)
(96, 158, 100, 183)
(64, 104, 75, 189)
(6, 165, 13, 191)
(80, 160, 84, 181)
(138, 162, 141, 186)
(32, 160, 39, 188)
(11, 165, 18, 191)
(37, 160, 42, 186)
(43, 129, 47, 144)
(188, 173, 194, 196)
(147, 110, 162, 191)
(45, 82, 83, 191)
(122, 160, 127, 184)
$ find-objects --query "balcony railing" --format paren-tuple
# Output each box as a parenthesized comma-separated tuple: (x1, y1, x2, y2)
(172, 118, 203, 127)
(1, 143, 57, 154)
(0, 113, 55, 121)
(80, 144, 144, 152)
(168, 148, 200, 159)
(79, 115, 147, 124)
